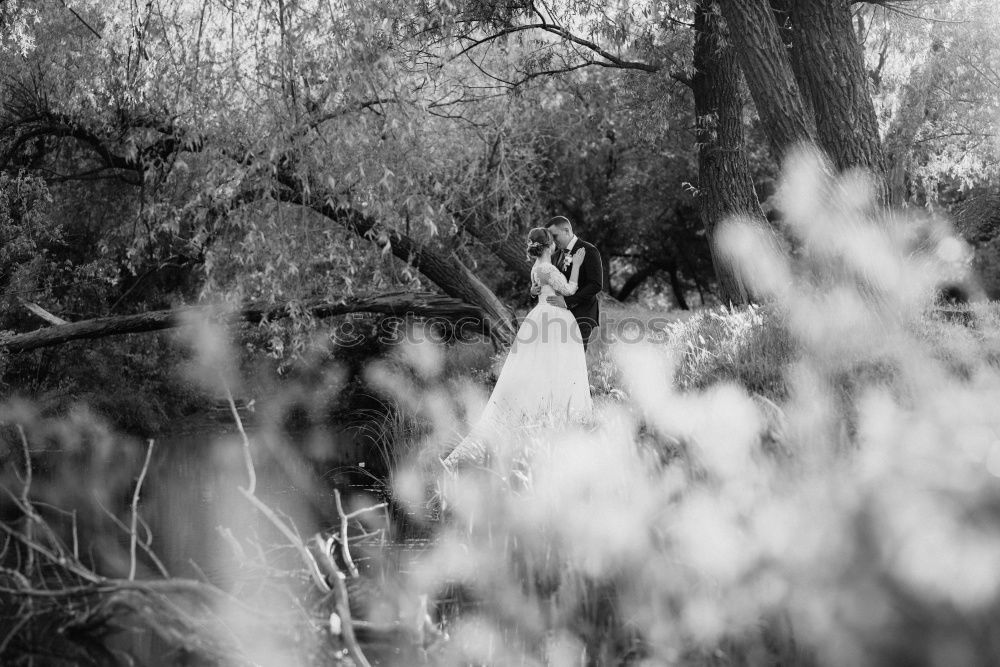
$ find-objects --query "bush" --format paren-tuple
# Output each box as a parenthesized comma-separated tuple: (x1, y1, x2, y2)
(668, 303, 797, 400)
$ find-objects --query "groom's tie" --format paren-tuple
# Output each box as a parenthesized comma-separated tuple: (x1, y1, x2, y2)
(553, 247, 564, 272)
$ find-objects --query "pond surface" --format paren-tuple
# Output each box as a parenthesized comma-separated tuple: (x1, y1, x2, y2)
(141, 410, 431, 583)
(107, 409, 439, 664)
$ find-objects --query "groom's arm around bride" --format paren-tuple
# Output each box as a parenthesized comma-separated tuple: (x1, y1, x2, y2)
(559, 239, 602, 349)
(562, 240, 602, 311)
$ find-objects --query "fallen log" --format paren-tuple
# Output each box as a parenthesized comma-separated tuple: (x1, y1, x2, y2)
(0, 292, 486, 354)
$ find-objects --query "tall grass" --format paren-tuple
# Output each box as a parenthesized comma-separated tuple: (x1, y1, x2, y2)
(667, 303, 796, 400)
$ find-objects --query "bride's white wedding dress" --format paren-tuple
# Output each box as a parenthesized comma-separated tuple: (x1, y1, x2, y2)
(443, 261, 592, 470)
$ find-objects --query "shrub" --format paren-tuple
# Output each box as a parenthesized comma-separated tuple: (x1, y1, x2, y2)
(668, 303, 797, 400)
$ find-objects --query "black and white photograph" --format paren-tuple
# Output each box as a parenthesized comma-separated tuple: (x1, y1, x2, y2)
(1, 0, 1000, 664)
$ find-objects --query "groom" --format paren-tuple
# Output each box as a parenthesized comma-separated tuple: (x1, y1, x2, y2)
(539, 216, 603, 350)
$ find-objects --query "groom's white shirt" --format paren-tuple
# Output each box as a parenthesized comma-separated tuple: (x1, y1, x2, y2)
(558, 235, 579, 274)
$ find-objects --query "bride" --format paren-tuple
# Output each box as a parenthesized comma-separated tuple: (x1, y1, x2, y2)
(443, 227, 593, 470)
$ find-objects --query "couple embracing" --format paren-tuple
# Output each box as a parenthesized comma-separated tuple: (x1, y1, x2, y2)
(444, 216, 603, 469)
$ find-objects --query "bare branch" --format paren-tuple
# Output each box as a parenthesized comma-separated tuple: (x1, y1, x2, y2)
(128, 439, 155, 580)
(334, 490, 359, 578)
(238, 489, 330, 593)
(314, 535, 373, 667)
(0, 614, 30, 655)
(222, 379, 256, 496)
(15, 425, 34, 573)
(343, 503, 388, 521)
(58, 0, 103, 39)
(453, 22, 659, 73)
(93, 495, 170, 578)
(0, 521, 101, 584)
(20, 301, 68, 326)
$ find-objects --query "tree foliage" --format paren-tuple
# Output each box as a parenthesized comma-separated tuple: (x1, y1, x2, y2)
(860, 0, 1000, 201)
(1, 0, 999, 365)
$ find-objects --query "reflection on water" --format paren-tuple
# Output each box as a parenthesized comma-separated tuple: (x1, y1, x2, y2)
(107, 411, 435, 665)
(143, 412, 428, 583)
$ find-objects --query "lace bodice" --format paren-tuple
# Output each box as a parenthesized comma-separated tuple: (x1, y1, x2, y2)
(531, 262, 577, 300)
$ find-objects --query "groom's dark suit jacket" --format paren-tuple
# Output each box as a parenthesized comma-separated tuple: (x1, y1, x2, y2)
(555, 238, 603, 349)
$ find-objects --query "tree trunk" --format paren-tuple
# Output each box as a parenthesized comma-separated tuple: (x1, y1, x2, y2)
(693, 1, 773, 306)
(274, 180, 518, 347)
(666, 266, 691, 310)
(615, 264, 662, 302)
(458, 213, 532, 282)
(721, 0, 817, 163)
(790, 0, 889, 202)
(770, 0, 818, 130)
(0, 293, 487, 353)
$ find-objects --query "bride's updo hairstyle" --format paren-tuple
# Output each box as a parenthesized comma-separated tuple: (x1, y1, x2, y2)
(526, 227, 553, 260)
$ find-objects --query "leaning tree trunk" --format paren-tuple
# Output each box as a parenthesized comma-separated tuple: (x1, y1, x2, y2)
(0, 293, 486, 353)
(693, 1, 774, 306)
(790, 0, 890, 203)
(275, 179, 518, 347)
(615, 264, 662, 303)
(458, 212, 532, 282)
(720, 0, 817, 164)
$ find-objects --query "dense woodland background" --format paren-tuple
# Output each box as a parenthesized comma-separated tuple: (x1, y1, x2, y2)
(2, 1, 1000, 665)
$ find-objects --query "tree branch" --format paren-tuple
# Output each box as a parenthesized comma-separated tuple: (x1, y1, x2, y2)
(0, 293, 486, 354)
(1, 112, 205, 183)
(454, 22, 658, 73)
(272, 178, 518, 347)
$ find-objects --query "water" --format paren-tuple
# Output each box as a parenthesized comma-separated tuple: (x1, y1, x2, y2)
(142, 410, 432, 581)
(91, 410, 437, 665)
